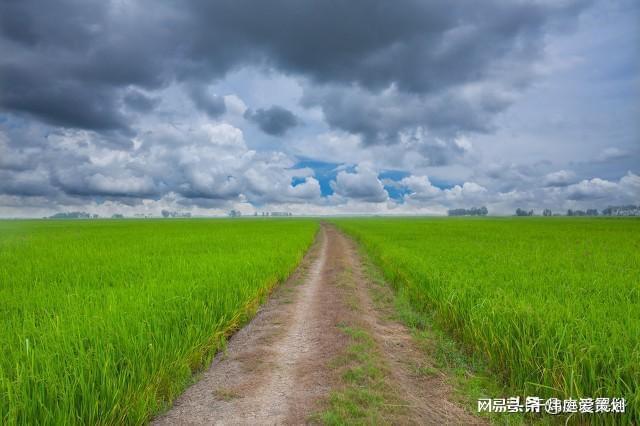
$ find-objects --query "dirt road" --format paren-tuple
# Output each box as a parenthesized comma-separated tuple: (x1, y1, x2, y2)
(153, 224, 480, 425)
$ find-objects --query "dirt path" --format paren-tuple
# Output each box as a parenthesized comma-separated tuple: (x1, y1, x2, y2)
(153, 224, 480, 425)
(334, 226, 482, 425)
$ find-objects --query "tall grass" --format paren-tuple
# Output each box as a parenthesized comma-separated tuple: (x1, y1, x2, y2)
(333, 217, 640, 423)
(0, 219, 317, 424)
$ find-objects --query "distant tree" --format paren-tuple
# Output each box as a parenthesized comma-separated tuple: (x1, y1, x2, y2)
(515, 208, 532, 216)
(111, 214, 124, 219)
(586, 209, 599, 216)
(601, 205, 639, 216)
(543, 209, 552, 217)
(448, 206, 488, 216)
(49, 211, 91, 219)
(161, 209, 170, 218)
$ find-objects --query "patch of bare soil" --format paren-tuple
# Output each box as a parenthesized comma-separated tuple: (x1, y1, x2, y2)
(153, 224, 482, 425)
(152, 225, 350, 425)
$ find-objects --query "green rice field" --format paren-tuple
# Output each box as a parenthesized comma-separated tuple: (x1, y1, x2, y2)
(1, 217, 638, 424)
(0, 219, 317, 424)
(333, 217, 640, 423)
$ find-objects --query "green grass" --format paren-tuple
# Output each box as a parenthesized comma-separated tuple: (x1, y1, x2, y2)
(320, 324, 394, 425)
(0, 218, 318, 424)
(316, 265, 405, 425)
(3, 217, 638, 424)
(332, 217, 640, 424)
(360, 247, 515, 423)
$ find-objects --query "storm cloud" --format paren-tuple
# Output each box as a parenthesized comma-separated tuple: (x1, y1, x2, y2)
(244, 106, 299, 136)
(0, 0, 637, 216)
(0, 0, 587, 133)
(189, 86, 227, 118)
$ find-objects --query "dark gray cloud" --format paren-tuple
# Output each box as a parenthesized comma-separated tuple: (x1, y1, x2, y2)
(187, 0, 586, 93)
(543, 170, 576, 187)
(0, 64, 130, 131)
(0, 0, 107, 48)
(0, 0, 173, 132)
(0, 170, 53, 197)
(184, 0, 587, 146)
(124, 90, 160, 113)
(244, 106, 299, 136)
(189, 86, 227, 118)
(0, 0, 588, 134)
(300, 83, 510, 149)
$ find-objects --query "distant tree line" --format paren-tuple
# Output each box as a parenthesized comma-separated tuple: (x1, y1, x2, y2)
(161, 210, 192, 218)
(447, 206, 488, 216)
(49, 211, 98, 219)
(251, 211, 293, 217)
(601, 205, 640, 216)
(515, 208, 534, 216)
(515, 204, 640, 217)
(47, 212, 129, 219)
(567, 209, 599, 216)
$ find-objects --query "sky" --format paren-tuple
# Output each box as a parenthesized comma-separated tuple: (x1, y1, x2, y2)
(0, 0, 638, 217)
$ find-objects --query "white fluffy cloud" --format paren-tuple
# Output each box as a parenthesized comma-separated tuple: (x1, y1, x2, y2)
(401, 175, 441, 201)
(402, 176, 487, 207)
(330, 164, 389, 203)
(394, 170, 638, 215)
(0, 114, 327, 216)
(565, 172, 639, 201)
(566, 177, 619, 200)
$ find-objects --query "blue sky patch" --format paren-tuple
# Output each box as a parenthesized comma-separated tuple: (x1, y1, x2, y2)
(292, 159, 342, 196)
